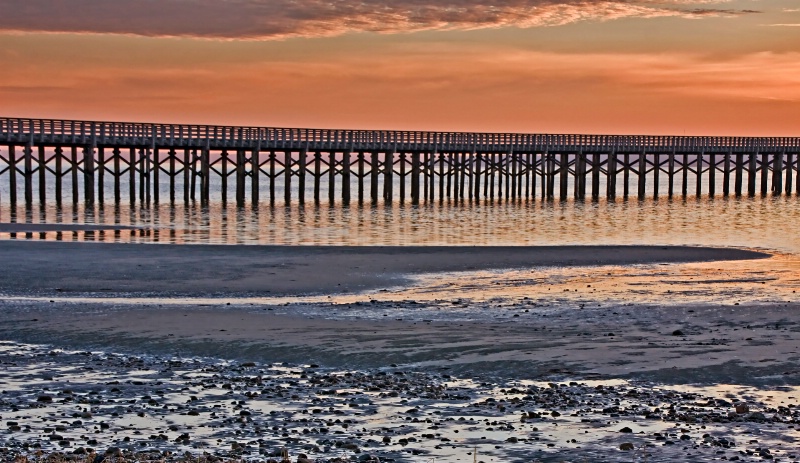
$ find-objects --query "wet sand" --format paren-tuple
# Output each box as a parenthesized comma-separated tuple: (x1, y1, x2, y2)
(0, 241, 769, 296)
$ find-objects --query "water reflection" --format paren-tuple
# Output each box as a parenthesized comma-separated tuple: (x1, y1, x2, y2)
(0, 196, 799, 254)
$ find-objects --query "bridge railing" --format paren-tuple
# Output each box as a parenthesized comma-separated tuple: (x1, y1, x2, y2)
(1, 117, 798, 151)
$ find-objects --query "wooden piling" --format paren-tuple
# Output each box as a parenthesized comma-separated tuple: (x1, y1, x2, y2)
(723, 152, 731, 197)
(24, 142, 33, 205)
(559, 153, 569, 201)
(667, 151, 675, 198)
(72, 147, 79, 204)
(747, 152, 757, 197)
(384, 152, 393, 202)
(708, 153, 716, 197)
(250, 149, 259, 206)
(652, 153, 660, 198)
(112, 147, 121, 203)
(283, 150, 292, 205)
(786, 153, 794, 195)
(342, 150, 351, 204)
(8, 145, 17, 205)
(371, 151, 379, 203)
(695, 152, 703, 197)
(55, 146, 63, 204)
(623, 153, 630, 198)
(38, 145, 46, 205)
(298, 148, 307, 204)
(84, 144, 95, 205)
(591, 153, 600, 199)
(183, 149, 190, 204)
(607, 151, 617, 199)
(681, 154, 688, 197)
(129, 148, 136, 205)
(760, 152, 769, 196)
(637, 151, 646, 200)
(152, 148, 159, 203)
(411, 151, 420, 204)
(236, 149, 246, 206)
(773, 151, 784, 195)
(328, 151, 336, 204)
(734, 153, 743, 196)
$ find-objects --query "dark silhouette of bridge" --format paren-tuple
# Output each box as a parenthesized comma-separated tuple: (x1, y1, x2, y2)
(1, 117, 798, 206)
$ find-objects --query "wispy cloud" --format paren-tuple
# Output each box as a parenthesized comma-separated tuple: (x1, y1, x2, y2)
(768, 24, 800, 27)
(0, 0, 759, 40)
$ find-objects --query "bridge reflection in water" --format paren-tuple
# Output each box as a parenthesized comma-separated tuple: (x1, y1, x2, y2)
(1, 117, 798, 207)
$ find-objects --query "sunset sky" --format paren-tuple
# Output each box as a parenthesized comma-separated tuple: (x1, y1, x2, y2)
(0, 0, 797, 135)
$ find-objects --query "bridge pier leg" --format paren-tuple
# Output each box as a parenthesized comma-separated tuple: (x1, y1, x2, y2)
(313, 151, 321, 203)
(283, 150, 292, 205)
(667, 151, 675, 198)
(328, 151, 336, 204)
(474, 153, 482, 201)
(760, 152, 769, 196)
(399, 152, 406, 202)
(785, 153, 794, 195)
(559, 153, 568, 201)
(422, 152, 429, 202)
(708, 153, 716, 197)
(384, 152, 394, 202)
(83, 144, 95, 206)
(467, 152, 474, 201)
(734, 153, 743, 196)
(182, 149, 190, 204)
(623, 153, 630, 199)
(38, 145, 47, 205)
(695, 151, 703, 197)
(773, 151, 784, 195)
(8, 146, 17, 206)
(236, 149, 246, 207)
(169, 148, 177, 204)
(251, 149, 259, 206)
(461, 152, 468, 201)
(607, 151, 617, 199)
(55, 146, 63, 205)
(747, 152, 757, 197)
(591, 153, 600, 199)
(547, 152, 556, 199)
(152, 148, 159, 204)
(24, 142, 33, 206)
(681, 154, 688, 197)
(723, 152, 731, 197)
(129, 148, 136, 205)
(411, 151, 420, 204)
(268, 150, 276, 205)
(113, 147, 121, 203)
(71, 147, 79, 205)
(298, 148, 307, 204)
(637, 151, 646, 200)
(342, 150, 351, 204)
(201, 148, 210, 205)
(371, 151, 379, 203)
(652, 153, 660, 198)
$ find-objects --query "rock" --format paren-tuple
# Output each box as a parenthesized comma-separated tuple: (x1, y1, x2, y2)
(550, 411, 561, 417)
(672, 330, 684, 336)
(506, 437, 519, 443)
(619, 427, 633, 433)
(735, 403, 750, 414)
(37, 395, 54, 403)
(619, 443, 635, 451)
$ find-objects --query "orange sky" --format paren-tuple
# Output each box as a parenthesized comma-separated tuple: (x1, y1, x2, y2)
(0, 0, 798, 135)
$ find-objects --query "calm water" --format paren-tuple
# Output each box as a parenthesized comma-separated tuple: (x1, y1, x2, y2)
(0, 196, 799, 253)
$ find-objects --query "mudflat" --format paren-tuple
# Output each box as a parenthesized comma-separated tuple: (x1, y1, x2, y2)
(0, 241, 769, 296)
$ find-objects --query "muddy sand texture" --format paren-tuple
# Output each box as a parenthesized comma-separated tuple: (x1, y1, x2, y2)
(0, 241, 768, 296)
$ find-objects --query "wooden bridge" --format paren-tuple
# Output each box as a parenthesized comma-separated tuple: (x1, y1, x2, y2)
(1, 117, 799, 207)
